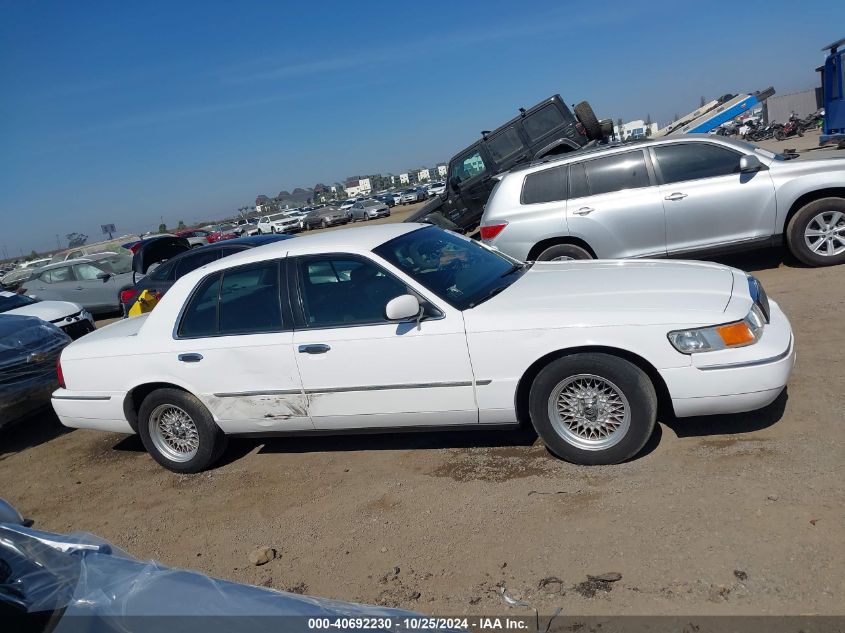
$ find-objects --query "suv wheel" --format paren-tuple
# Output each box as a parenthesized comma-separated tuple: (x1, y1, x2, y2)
(574, 101, 603, 140)
(137, 388, 228, 473)
(536, 243, 593, 261)
(322, 218, 329, 229)
(529, 354, 657, 465)
(786, 198, 845, 266)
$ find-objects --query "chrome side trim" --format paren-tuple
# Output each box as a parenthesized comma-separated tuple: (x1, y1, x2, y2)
(214, 389, 302, 398)
(215, 381, 492, 398)
(306, 381, 477, 394)
(698, 337, 793, 371)
(52, 395, 112, 401)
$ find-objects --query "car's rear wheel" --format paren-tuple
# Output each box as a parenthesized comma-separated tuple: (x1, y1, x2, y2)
(535, 243, 593, 261)
(574, 101, 603, 140)
(529, 353, 657, 465)
(138, 388, 227, 473)
(786, 198, 845, 266)
(322, 218, 329, 229)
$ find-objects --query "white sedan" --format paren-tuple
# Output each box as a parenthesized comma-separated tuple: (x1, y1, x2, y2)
(51, 224, 795, 472)
(1, 291, 95, 339)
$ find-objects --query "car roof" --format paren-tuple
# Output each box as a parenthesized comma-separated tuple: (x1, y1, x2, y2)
(190, 223, 423, 276)
(38, 257, 100, 271)
(506, 134, 755, 176)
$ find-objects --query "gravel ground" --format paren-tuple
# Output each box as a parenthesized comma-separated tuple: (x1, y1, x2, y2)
(1, 173, 843, 617)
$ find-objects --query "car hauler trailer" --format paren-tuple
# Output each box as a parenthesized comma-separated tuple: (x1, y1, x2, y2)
(654, 88, 776, 137)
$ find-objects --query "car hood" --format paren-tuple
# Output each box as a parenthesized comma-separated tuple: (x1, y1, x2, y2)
(4, 300, 83, 322)
(465, 260, 742, 330)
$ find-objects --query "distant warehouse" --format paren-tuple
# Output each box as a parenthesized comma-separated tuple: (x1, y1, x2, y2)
(764, 88, 822, 123)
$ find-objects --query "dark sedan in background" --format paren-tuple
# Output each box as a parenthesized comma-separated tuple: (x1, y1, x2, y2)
(302, 206, 350, 230)
(119, 234, 293, 315)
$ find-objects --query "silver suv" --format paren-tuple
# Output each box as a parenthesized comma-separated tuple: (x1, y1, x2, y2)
(480, 135, 845, 267)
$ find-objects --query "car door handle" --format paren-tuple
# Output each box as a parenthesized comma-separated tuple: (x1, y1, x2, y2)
(178, 353, 203, 363)
(664, 192, 688, 201)
(298, 344, 331, 354)
(572, 207, 595, 216)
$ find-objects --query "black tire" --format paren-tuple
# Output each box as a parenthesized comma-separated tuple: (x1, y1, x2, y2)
(535, 243, 593, 261)
(137, 388, 228, 473)
(785, 197, 845, 266)
(574, 101, 603, 140)
(270, 226, 276, 234)
(528, 354, 657, 465)
(322, 219, 328, 229)
(256, 228, 262, 235)
(775, 129, 785, 141)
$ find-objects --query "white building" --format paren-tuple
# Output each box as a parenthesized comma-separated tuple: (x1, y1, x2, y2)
(436, 164, 448, 179)
(345, 177, 372, 198)
(417, 168, 431, 182)
(613, 119, 659, 140)
(398, 173, 410, 185)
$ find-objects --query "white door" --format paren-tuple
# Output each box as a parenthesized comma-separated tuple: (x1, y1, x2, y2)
(650, 142, 777, 255)
(164, 259, 313, 433)
(290, 254, 477, 430)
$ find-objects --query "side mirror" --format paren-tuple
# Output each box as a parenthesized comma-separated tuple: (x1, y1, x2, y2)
(385, 294, 421, 321)
(96, 271, 111, 282)
(739, 155, 763, 172)
(449, 177, 460, 192)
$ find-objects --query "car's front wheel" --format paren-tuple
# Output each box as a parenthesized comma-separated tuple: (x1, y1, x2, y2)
(528, 353, 657, 465)
(786, 198, 845, 266)
(138, 388, 227, 473)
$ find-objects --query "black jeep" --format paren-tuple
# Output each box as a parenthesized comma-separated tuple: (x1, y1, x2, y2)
(406, 95, 611, 233)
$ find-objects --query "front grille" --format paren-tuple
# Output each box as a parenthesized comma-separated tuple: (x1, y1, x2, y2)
(61, 320, 95, 340)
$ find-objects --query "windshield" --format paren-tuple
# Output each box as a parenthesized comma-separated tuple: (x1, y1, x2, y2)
(373, 226, 525, 310)
(0, 291, 37, 313)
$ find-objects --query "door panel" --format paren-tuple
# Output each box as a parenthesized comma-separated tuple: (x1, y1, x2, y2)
(652, 143, 777, 254)
(566, 152, 666, 258)
(291, 255, 477, 429)
(168, 261, 311, 432)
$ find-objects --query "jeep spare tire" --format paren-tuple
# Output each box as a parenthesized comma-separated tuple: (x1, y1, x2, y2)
(574, 101, 603, 140)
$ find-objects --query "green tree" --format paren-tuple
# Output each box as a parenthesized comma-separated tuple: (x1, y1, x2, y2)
(645, 113, 653, 136)
(177, 220, 186, 229)
(158, 223, 167, 233)
(616, 117, 624, 139)
(29, 250, 38, 260)
(699, 95, 706, 108)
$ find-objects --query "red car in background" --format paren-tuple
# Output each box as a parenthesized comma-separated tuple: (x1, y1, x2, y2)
(207, 223, 239, 243)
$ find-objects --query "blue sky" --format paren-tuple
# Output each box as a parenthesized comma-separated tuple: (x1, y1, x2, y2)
(2, 0, 843, 255)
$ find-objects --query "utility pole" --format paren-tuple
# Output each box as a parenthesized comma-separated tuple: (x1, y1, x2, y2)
(56, 234, 61, 250)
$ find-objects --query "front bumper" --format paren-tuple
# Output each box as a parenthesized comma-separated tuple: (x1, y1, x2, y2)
(55, 311, 96, 340)
(660, 300, 795, 417)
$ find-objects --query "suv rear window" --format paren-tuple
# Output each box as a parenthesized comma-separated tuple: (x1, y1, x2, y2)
(583, 151, 650, 196)
(521, 165, 567, 204)
(486, 127, 523, 162)
(523, 104, 565, 141)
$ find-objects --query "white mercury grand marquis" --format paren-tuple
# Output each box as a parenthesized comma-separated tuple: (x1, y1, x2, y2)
(52, 224, 795, 472)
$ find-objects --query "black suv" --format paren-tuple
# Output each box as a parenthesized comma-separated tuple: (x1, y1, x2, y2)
(407, 95, 611, 233)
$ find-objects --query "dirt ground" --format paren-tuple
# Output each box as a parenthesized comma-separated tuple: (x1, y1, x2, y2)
(1, 162, 843, 617)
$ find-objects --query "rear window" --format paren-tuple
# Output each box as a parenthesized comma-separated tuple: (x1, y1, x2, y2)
(583, 151, 650, 196)
(486, 127, 523, 162)
(521, 165, 567, 204)
(174, 249, 221, 279)
(523, 104, 566, 141)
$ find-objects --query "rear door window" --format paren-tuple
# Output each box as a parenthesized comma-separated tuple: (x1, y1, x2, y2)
(44, 267, 73, 283)
(569, 162, 589, 199)
(583, 151, 651, 196)
(523, 104, 566, 141)
(521, 165, 568, 204)
(178, 261, 283, 337)
(652, 143, 742, 184)
(486, 127, 523, 163)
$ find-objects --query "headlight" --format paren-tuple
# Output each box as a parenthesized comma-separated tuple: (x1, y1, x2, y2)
(668, 305, 766, 354)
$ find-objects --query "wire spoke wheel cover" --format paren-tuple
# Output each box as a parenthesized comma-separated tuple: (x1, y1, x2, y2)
(547, 374, 631, 451)
(149, 404, 200, 462)
(804, 211, 845, 257)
